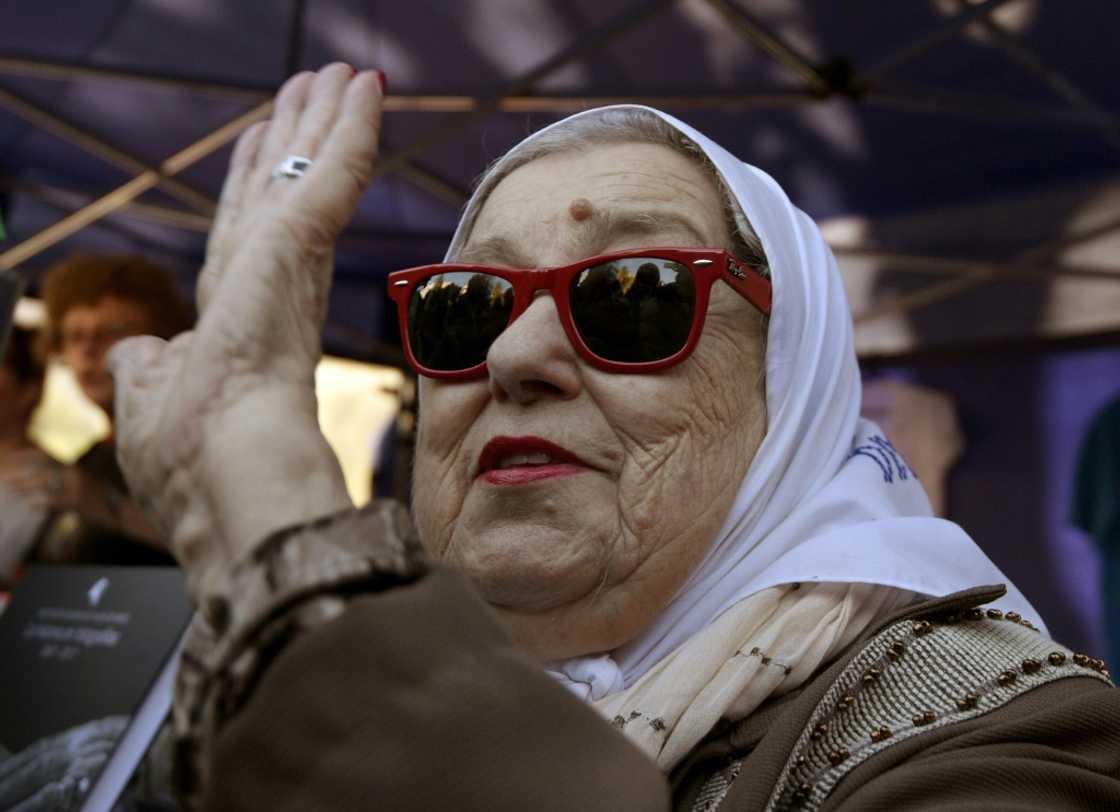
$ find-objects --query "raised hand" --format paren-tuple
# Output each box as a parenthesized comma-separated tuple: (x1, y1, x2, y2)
(108, 64, 384, 598)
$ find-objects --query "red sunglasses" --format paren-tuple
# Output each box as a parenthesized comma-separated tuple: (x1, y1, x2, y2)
(387, 247, 772, 380)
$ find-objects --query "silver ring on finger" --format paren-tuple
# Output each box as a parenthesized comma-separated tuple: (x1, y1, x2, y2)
(271, 154, 313, 180)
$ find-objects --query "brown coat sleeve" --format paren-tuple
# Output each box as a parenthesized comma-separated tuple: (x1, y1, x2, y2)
(198, 568, 670, 811)
(822, 677, 1120, 811)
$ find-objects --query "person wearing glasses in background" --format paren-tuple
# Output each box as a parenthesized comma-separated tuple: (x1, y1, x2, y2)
(0, 254, 191, 568)
(109, 66, 1120, 811)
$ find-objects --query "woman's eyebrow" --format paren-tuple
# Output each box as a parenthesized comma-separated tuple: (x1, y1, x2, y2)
(455, 236, 536, 267)
(459, 210, 710, 267)
(576, 208, 711, 254)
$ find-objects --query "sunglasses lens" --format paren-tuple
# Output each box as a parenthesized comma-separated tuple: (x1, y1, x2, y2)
(408, 271, 515, 371)
(569, 258, 695, 363)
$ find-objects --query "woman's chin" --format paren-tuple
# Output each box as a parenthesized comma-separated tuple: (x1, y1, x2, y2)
(447, 516, 612, 611)
(453, 551, 599, 614)
(468, 561, 598, 612)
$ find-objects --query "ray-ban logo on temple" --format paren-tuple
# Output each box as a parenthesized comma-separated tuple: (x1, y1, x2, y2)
(388, 247, 772, 380)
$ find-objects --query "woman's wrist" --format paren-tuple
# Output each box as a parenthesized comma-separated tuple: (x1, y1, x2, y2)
(171, 500, 426, 805)
(180, 398, 353, 594)
(211, 435, 351, 549)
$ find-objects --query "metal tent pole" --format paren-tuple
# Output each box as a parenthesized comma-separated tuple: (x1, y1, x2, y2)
(699, 0, 828, 94)
(371, 0, 677, 179)
(860, 0, 1020, 85)
(0, 100, 272, 270)
(831, 246, 1120, 283)
(854, 213, 1120, 324)
(0, 84, 217, 214)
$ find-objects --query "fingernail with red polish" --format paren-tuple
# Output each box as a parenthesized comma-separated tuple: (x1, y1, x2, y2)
(376, 70, 388, 93)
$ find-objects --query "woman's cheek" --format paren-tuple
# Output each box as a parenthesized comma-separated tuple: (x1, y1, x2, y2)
(411, 438, 466, 555)
(413, 381, 487, 549)
(606, 359, 755, 564)
(412, 441, 459, 559)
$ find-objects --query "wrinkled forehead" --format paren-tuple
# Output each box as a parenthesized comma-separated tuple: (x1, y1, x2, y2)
(456, 141, 729, 266)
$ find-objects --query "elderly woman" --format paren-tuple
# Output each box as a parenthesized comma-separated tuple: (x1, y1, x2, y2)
(109, 65, 1120, 811)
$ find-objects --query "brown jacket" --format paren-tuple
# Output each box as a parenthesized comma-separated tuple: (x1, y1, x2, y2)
(185, 556, 1120, 811)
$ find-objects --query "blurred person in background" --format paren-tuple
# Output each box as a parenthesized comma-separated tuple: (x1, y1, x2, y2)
(861, 378, 964, 518)
(42, 254, 191, 421)
(0, 326, 53, 588)
(1073, 394, 1120, 672)
(26, 253, 192, 565)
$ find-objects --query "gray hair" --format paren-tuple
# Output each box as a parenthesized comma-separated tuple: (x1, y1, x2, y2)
(450, 108, 770, 277)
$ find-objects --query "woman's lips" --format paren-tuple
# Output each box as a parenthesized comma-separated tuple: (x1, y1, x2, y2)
(476, 436, 590, 486)
(482, 464, 585, 486)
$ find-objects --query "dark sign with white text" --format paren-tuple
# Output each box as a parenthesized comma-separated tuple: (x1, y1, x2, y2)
(0, 566, 191, 753)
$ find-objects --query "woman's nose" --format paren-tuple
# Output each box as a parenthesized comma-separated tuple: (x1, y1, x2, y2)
(486, 295, 581, 404)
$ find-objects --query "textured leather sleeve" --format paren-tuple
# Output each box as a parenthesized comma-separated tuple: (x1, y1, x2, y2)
(683, 596, 1120, 812)
(820, 676, 1120, 811)
(195, 566, 669, 811)
(764, 611, 1113, 810)
(172, 501, 429, 804)
(776, 611, 1120, 812)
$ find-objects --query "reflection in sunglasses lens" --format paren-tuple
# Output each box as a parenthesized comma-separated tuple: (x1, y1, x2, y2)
(409, 272, 514, 370)
(570, 259, 695, 363)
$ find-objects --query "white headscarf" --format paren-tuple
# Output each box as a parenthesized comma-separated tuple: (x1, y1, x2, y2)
(445, 105, 1044, 704)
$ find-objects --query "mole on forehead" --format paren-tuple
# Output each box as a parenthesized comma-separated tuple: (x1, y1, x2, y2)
(568, 198, 595, 222)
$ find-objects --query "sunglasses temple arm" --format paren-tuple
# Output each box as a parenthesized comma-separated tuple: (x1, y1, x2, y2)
(722, 260, 773, 316)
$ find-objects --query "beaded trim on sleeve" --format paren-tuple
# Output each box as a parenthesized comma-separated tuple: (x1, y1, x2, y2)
(170, 500, 428, 807)
(763, 608, 1113, 811)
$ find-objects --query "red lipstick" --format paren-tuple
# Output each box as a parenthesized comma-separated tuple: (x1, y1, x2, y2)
(476, 436, 589, 486)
